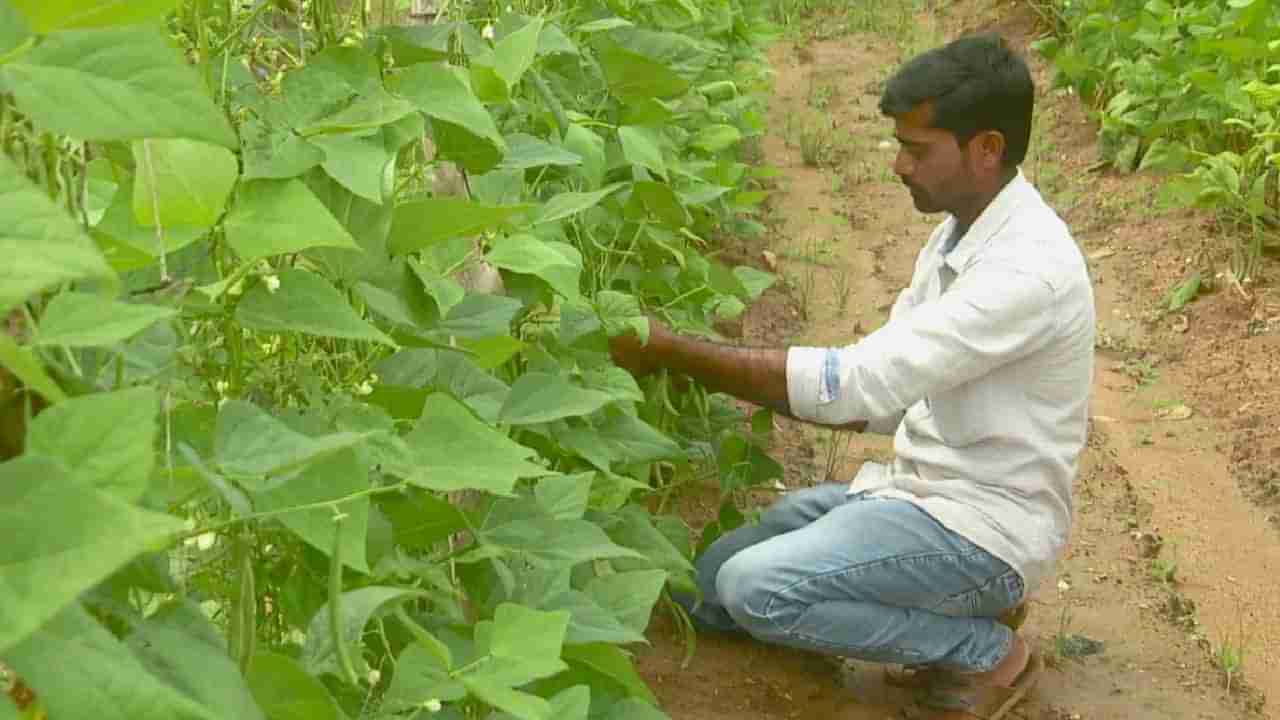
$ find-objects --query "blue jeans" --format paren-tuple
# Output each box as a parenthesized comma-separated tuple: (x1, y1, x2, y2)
(682, 483, 1024, 673)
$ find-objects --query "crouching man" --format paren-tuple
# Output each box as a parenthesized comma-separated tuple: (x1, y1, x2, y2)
(609, 33, 1094, 719)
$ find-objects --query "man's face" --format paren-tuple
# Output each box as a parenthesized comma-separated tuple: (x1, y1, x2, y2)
(891, 102, 978, 216)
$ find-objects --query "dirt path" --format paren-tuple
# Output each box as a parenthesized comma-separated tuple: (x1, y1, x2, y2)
(635, 2, 1277, 718)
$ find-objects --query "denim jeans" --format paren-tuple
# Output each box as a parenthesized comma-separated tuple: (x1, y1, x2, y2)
(680, 483, 1024, 673)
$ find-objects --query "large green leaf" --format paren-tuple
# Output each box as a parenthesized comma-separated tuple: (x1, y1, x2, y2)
(689, 123, 741, 153)
(564, 124, 606, 189)
(491, 602, 571, 663)
(379, 491, 467, 551)
(482, 517, 644, 566)
(498, 133, 582, 170)
(0, 334, 65, 403)
(437, 294, 524, 339)
(131, 139, 237, 228)
(235, 268, 395, 346)
(304, 170, 395, 284)
(534, 184, 624, 225)
(129, 602, 266, 720)
(303, 586, 424, 677)
(240, 120, 327, 181)
(594, 37, 690, 103)
(542, 590, 646, 645)
(5, 604, 216, 720)
(392, 63, 507, 173)
(461, 680, 550, 720)
(0, 0, 31, 57)
(385, 641, 466, 711)
(0, 455, 185, 654)
(560, 411, 681, 471)
(2, 25, 236, 147)
(246, 653, 346, 720)
(389, 197, 530, 255)
(0, 153, 113, 314)
(489, 17, 543, 89)
(300, 88, 417, 137)
(10, 0, 179, 32)
(561, 643, 658, 705)
(34, 292, 175, 347)
(374, 348, 509, 421)
(485, 234, 582, 299)
(397, 393, 549, 494)
(499, 372, 613, 425)
(618, 127, 666, 178)
(534, 473, 592, 520)
(92, 183, 206, 270)
(605, 699, 671, 720)
(26, 386, 156, 501)
(586, 570, 667, 633)
(213, 400, 368, 479)
(310, 132, 392, 205)
(252, 449, 371, 572)
(224, 179, 360, 262)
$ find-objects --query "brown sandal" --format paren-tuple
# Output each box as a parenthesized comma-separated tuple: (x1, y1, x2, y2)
(900, 650, 1045, 720)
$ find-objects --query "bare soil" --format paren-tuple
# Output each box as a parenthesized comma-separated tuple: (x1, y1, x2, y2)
(635, 1, 1280, 718)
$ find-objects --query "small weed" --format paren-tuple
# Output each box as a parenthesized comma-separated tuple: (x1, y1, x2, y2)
(821, 427, 854, 482)
(1217, 642, 1245, 693)
(1150, 555, 1178, 586)
(799, 121, 834, 167)
(807, 80, 836, 110)
(833, 268, 853, 311)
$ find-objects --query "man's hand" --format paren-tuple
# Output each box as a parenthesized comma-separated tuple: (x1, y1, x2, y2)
(607, 319, 672, 378)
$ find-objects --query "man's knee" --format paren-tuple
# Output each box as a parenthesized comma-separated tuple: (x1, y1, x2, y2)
(715, 549, 784, 634)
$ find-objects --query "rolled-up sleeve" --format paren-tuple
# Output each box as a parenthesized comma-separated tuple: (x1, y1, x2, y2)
(786, 263, 1059, 426)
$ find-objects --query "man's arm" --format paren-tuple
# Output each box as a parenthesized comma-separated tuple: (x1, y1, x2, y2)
(609, 323, 868, 431)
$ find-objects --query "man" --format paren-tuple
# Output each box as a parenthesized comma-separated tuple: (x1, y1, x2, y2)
(609, 34, 1094, 718)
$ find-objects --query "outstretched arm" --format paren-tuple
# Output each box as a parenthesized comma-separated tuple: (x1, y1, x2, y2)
(609, 322, 867, 431)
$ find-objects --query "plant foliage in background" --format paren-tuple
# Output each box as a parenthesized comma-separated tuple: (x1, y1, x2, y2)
(0, 0, 786, 716)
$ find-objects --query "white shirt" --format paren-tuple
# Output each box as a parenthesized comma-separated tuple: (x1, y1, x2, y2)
(786, 171, 1095, 592)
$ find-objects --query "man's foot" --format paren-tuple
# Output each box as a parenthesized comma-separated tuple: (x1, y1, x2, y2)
(903, 636, 1043, 720)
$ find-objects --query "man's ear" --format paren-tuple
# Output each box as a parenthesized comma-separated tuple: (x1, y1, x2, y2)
(974, 131, 1006, 173)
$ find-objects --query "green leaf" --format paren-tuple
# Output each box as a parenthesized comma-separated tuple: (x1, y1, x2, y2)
(131, 139, 237, 228)
(10, 0, 179, 32)
(0, 455, 185, 653)
(398, 393, 549, 494)
(300, 88, 417, 137)
(375, 348, 509, 421)
(235, 268, 395, 346)
(390, 197, 531, 255)
(490, 602, 571, 662)
(594, 37, 690, 103)
(605, 698, 671, 720)
(1168, 271, 1202, 311)
(499, 372, 614, 425)
(310, 132, 392, 205)
(461, 679, 550, 720)
(214, 400, 368, 479)
(486, 234, 583, 299)
(5, 604, 217, 720)
(626, 181, 687, 227)
(224, 179, 360, 262)
(303, 586, 424, 677)
(3, 25, 235, 147)
(490, 17, 543, 89)
(246, 652, 346, 720)
(253, 449, 371, 573)
(35, 292, 175, 347)
(564, 124, 606, 189)
(392, 63, 507, 173)
(0, 334, 66, 403)
(618, 126, 666, 178)
(535, 184, 624, 225)
(379, 490, 467, 550)
(603, 505, 694, 576)
(733, 266, 775, 301)
(595, 290, 649, 343)
(498, 133, 582, 170)
(690, 123, 741, 153)
(91, 185, 205, 269)
(129, 602, 266, 720)
(535, 472, 592, 520)
(561, 643, 658, 705)
(0, 153, 113, 314)
(241, 122, 326, 181)
(437, 294, 524, 339)
(483, 517, 644, 566)
(26, 386, 156, 500)
(385, 641, 466, 710)
(544, 590, 646, 645)
(0, 1, 31, 56)
(586, 570, 667, 633)
(560, 412, 681, 470)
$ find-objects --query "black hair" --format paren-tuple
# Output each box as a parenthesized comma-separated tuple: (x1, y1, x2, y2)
(879, 33, 1034, 168)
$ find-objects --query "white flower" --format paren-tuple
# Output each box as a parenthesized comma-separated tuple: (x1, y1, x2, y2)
(214, 380, 230, 396)
(482, 23, 495, 41)
(367, 669, 382, 685)
(195, 532, 217, 551)
(424, 699, 443, 713)
(356, 379, 374, 396)
(264, 274, 281, 293)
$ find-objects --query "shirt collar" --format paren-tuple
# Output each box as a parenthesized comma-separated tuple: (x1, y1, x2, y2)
(942, 169, 1031, 273)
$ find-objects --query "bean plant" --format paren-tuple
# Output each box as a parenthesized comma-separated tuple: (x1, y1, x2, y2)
(0, 0, 787, 717)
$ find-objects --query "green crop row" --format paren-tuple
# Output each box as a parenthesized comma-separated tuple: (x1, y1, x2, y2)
(0, 0, 787, 717)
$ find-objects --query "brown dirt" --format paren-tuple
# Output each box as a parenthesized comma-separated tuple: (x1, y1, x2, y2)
(635, 1, 1280, 718)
